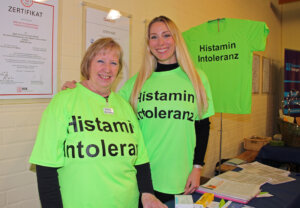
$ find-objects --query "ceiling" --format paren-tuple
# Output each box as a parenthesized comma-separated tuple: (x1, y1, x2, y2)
(279, 0, 300, 4)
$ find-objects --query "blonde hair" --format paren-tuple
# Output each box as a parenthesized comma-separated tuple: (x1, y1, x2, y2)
(81, 37, 123, 80)
(130, 16, 208, 117)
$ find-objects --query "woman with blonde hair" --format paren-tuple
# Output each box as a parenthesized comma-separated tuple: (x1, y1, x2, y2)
(119, 16, 214, 203)
(129, 16, 208, 116)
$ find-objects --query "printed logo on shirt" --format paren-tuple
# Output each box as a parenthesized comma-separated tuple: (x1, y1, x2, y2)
(64, 115, 138, 159)
(68, 116, 134, 134)
(64, 140, 138, 159)
(198, 42, 239, 63)
(137, 90, 196, 122)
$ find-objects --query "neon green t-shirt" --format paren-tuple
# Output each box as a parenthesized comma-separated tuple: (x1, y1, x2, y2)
(183, 18, 269, 114)
(29, 83, 148, 208)
(118, 67, 214, 194)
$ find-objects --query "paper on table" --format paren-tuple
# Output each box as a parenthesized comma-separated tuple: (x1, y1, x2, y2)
(217, 171, 271, 186)
(175, 195, 202, 208)
(239, 162, 295, 184)
(238, 161, 290, 175)
(207, 201, 220, 208)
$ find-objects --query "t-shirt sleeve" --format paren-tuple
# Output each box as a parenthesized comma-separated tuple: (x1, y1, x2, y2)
(117, 74, 137, 102)
(130, 109, 149, 166)
(29, 94, 68, 168)
(248, 21, 269, 52)
(182, 29, 193, 45)
(118, 77, 148, 165)
(198, 69, 215, 119)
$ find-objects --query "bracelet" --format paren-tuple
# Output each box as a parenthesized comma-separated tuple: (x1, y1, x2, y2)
(193, 164, 203, 169)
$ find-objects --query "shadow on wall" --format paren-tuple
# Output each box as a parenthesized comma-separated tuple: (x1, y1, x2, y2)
(268, 60, 283, 135)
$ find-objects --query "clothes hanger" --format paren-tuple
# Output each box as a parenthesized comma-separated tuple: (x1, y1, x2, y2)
(207, 18, 225, 32)
(207, 18, 225, 23)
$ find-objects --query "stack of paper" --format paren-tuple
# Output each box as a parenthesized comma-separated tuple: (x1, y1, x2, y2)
(197, 162, 296, 204)
(238, 161, 295, 184)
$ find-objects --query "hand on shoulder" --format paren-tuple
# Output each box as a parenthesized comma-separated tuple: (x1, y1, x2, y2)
(61, 80, 77, 90)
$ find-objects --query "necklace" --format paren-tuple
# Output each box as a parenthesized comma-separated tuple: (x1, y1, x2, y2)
(103, 95, 114, 114)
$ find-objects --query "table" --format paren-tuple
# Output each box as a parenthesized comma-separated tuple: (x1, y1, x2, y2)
(165, 173, 300, 208)
(256, 144, 300, 172)
(215, 150, 259, 173)
(256, 144, 300, 165)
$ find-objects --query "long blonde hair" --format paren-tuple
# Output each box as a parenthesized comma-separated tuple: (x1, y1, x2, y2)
(130, 16, 208, 117)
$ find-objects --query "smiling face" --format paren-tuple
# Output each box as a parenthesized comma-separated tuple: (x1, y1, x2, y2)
(148, 21, 177, 64)
(87, 49, 120, 95)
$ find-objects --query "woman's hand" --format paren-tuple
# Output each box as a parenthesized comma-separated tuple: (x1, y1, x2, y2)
(184, 167, 201, 194)
(61, 80, 77, 90)
(141, 193, 168, 208)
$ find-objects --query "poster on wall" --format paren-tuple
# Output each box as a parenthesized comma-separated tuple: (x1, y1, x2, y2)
(84, 5, 130, 91)
(284, 49, 300, 116)
(252, 54, 260, 94)
(0, 0, 58, 99)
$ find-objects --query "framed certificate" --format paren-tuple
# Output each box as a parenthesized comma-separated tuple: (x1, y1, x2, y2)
(0, 0, 58, 99)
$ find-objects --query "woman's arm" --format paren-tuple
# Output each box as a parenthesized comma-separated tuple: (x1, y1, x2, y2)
(184, 118, 210, 194)
(135, 163, 167, 208)
(36, 165, 63, 208)
(135, 163, 154, 194)
(193, 118, 210, 166)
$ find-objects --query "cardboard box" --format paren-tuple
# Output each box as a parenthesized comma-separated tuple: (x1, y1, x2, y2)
(244, 136, 272, 151)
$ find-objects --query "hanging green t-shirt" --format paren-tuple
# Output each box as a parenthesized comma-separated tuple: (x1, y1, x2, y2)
(29, 83, 148, 208)
(183, 18, 269, 114)
(118, 67, 214, 194)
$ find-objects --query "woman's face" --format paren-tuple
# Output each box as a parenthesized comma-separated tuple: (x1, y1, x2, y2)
(148, 21, 177, 64)
(88, 49, 120, 91)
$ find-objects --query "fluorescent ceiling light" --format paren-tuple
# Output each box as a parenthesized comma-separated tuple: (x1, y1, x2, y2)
(106, 9, 121, 20)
